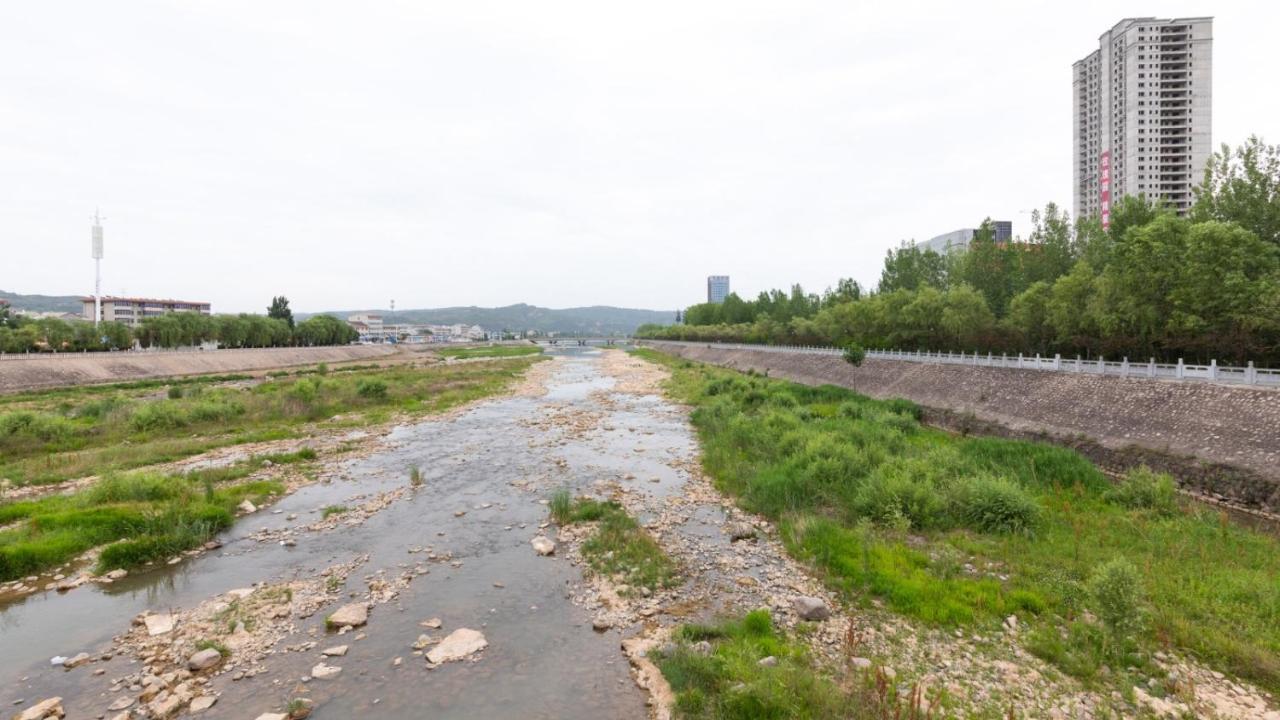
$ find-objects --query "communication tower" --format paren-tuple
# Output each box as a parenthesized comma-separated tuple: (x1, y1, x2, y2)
(91, 211, 104, 327)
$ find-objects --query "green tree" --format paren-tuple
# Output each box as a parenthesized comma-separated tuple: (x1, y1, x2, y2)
(879, 243, 948, 292)
(1005, 281, 1054, 355)
(267, 296, 295, 329)
(1193, 136, 1280, 248)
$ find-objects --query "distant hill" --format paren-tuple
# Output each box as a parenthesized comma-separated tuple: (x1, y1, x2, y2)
(0, 290, 82, 314)
(306, 303, 673, 335)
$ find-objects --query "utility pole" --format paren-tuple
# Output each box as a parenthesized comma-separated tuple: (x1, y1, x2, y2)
(91, 210, 104, 327)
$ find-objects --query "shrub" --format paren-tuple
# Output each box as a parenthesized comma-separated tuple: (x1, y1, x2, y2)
(1089, 557, 1146, 640)
(0, 411, 76, 441)
(842, 342, 866, 367)
(128, 402, 187, 432)
(850, 467, 946, 530)
(409, 465, 423, 487)
(355, 378, 388, 400)
(167, 386, 183, 400)
(186, 399, 245, 424)
(1107, 466, 1179, 516)
(952, 475, 1042, 535)
(548, 488, 572, 524)
(316, 362, 329, 375)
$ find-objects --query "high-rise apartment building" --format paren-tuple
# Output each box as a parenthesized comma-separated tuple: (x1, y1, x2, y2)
(1073, 17, 1212, 227)
(706, 276, 730, 304)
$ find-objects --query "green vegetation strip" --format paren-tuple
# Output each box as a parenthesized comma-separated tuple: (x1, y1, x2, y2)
(633, 348, 1280, 695)
(657, 610, 917, 720)
(550, 489, 677, 595)
(0, 464, 287, 581)
(435, 345, 544, 359)
(0, 357, 540, 486)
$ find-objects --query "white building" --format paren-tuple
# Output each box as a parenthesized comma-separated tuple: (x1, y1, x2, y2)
(1073, 17, 1212, 225)
(347, 313, 383, 341)
(81, 296, 211, 327)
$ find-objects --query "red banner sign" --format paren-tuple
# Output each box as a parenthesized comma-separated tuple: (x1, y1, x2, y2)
(1100, 150, 1111, 231)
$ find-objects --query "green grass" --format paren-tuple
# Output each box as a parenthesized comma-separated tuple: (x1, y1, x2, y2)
(632, 348, 1280, 694)
(656, 610, 927, 720)
(321, 505, 348, 519)
(0, 357, 541, 486)
(0, 469, 283, 580)
(549, 491, 677, 595)
(435, 345, 543, 360)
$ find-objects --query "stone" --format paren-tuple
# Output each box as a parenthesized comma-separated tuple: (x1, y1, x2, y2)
(148, 693, 183, 719)
(419, 618, 442, 629)
(187, 649, 223, 671)
(107, 697, 135, 712)
(105, 569, 128, 581)
(188, 695, 217, 713)
(321, 645, 348, 657)
(254, 714, 289, 720)
(310, 663, 342, 680)
(326, 603, 368, 628)
(287, 698, 315, 718)
(792, 596, 831, 621)
(61, 653, 91, 669)
(14, 698, 64, 720)
(412, 634, 433, 650)
(850, 657, 873, 670)
(726, 522, 756, 541)
(238, 499, 257, 513)
(592, 617, 612, 632)
(1003, 614, 1019, 632)
(757, 656, 778, 667)
(144, 614, 175, 636)
(691, 641, 712, 655)
(426, 628, 487, 664)
(530, 536, 556, 556)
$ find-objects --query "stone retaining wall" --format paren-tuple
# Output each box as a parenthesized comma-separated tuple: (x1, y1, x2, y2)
(0, 345, 400, 393)
(643, 342, 1280, 513)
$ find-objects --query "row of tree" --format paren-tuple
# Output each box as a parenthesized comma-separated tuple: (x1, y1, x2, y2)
(638, 137, 1280, 365)
(0, 296, 357, 354)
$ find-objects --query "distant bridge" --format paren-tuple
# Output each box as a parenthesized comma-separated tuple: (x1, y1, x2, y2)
(532, 338, 634, 347)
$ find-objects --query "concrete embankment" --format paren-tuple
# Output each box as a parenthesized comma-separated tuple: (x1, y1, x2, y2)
(642, 342, 1280, 514)
(0, 344, 400, 393)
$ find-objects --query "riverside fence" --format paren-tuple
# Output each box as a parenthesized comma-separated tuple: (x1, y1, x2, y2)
(640, 340, 1280, 388)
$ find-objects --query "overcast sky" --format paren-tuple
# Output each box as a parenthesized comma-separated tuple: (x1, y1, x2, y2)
(3, 1, 1277, 314)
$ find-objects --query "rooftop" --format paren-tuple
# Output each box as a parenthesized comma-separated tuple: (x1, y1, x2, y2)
(80, 296, 211, 305)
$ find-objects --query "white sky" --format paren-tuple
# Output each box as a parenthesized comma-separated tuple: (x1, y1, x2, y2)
(2, 1, 1277, 313)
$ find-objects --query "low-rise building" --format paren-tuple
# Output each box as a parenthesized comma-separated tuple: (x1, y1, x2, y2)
(917, 221, 1013, 254)
(81, 296, 211, 327)
(347, 313, 384, 342)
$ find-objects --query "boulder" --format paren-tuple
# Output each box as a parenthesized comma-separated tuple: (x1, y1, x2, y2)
(792, 596, 831, 622)
(530, 536, 556, 556)
(287, 698, 315, 719)
(188, 696, 217, 713)
(758, 656, 778, 667)
(238, 499, 257, 513)
(187, 648, 223, 671)
(144, 613, 175, 636)
(321, 645, 348, 657)
(61, 653, 91, 669)
(13, 698, 63, 720)
(148, 693, 183, 719)
(326, 603, 368, 628)
(310, 663, 342, 680)
(425, 628, 487, 664)
(726, 522, 756, 541)
(419, 617, 442, 629)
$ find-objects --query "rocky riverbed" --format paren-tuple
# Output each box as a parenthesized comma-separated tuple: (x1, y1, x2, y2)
(4, 348, 1276, 720)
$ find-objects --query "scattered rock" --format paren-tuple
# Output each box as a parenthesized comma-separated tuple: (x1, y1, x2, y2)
(13, 698, 64, 720)
(426, 628, 487, 664)
(144, 613, 175, 636)
(238, 499, 258, 513)
(726, 522, 756, 541)
(60, 653, 91, 669)
(1003, 615, 1018, 632)
(287, 698, 315, 718)
(310, 663, 342, 680)
(850, 657, 872, 669)
(592, 617, 612, 632)
(187, 648, 223, 671)
(531, 536, 556, 556)
(189, 696, 217, 713)
(326, 603, 368, 628)
(419, 618, 442, 629)
(758, 656, 778, 667)
(792, 596, 831, 621)
(254, 714, 288, 720)
(107, 697, 135, 712)
(321, 645, 348, 657)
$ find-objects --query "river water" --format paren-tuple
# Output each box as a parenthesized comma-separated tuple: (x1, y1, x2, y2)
(2, 348, 698, 719)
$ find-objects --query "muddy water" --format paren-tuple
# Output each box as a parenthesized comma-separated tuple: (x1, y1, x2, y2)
(2, 348, 695, 719)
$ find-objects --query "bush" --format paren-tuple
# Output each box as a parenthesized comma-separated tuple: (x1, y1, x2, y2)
(167, 386, 183, 400)
(186, 399, 245, 424)
(548, 488, 572, 525)
(1107, 466, 1179, 516)
(850, 466, 946, 530)
(952, 475, 1042, 534)
(355, 378, 388, 400)
(0, 411, 76, 442)
(842, 342, 866, 367)
(1089, 557, 1146, 640)
(128, 402, 187, 432)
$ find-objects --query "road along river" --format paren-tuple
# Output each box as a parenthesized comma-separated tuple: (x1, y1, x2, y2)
(2, 348, 840, 720)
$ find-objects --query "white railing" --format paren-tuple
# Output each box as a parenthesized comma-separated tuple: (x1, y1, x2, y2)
(0, 344, 383, 361)
(639, 340, 1280, 388)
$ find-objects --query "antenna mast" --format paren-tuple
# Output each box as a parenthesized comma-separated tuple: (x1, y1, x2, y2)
(91, 210, 105, 327)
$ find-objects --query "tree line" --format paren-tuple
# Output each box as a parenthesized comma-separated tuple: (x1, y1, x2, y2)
(0, 296, 357, 353)
(638, 137, 1280, 365)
